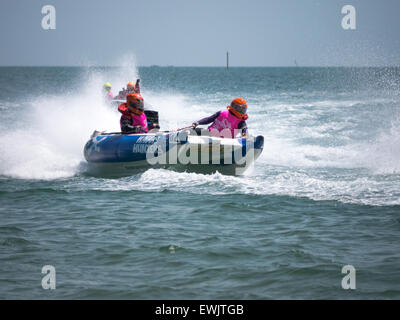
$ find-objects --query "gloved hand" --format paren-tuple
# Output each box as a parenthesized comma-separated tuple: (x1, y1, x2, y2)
(192, 122, 199, 128)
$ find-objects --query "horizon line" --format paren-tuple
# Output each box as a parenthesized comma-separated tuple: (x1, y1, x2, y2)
(0, 65, 399, 68)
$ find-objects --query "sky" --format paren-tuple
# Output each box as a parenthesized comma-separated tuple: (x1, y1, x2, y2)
(0, 0, 399, 66)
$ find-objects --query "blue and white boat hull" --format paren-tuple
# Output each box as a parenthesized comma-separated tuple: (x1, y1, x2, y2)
(83, 130, 264, 176)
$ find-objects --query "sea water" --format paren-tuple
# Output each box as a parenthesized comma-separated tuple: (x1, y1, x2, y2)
(0, 65, 399, 299)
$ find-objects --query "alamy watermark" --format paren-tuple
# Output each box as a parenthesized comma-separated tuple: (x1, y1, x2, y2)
(41, 5, 56, 30)
(41, 265, 56, 290)
(341, 265, 356, 290)
(341, 5, 356, 30)
(143, 128, 256, 175)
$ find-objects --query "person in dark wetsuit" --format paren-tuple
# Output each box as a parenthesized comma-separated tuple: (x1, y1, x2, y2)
(191, 98, 249, 138)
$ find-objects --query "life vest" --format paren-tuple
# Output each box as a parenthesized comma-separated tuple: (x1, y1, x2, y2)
(208, 109, 244, 138)
(131, 112, 148, 133)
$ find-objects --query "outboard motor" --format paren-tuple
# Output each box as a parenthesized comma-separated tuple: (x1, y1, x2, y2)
(144, 110, 160, 131)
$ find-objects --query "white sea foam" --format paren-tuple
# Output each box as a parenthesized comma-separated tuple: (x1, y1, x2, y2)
(0, 89, 119, 179)
(61, 166, 400, 206)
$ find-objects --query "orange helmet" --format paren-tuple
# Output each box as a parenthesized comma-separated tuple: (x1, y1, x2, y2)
(228, 98, 248, 120)
(127, 81, 135, 89)
(126, 93, 144, 114)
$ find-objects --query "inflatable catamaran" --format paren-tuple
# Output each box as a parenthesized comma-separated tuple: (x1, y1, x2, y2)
(83, 109, 264, 176)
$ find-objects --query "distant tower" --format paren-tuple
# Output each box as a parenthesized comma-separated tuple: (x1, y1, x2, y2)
(227, 51, 229, 69)
(294, 60, 298, 67)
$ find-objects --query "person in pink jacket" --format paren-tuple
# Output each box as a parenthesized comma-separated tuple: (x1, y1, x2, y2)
(103, 82, 114, 100)
(118, 93, 148, 133)
(192, 98, 249, 138)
